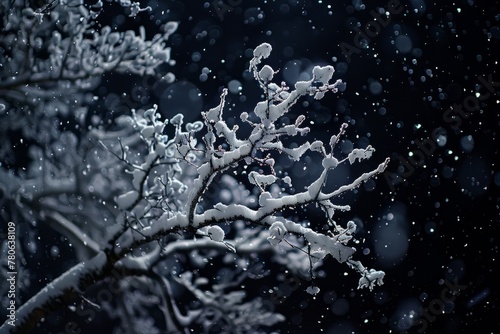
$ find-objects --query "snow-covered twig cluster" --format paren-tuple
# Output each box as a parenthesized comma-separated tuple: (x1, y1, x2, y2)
(0, 0, 176, 164)
(102, 43, 390, 331)
(0, 12, 389, 329)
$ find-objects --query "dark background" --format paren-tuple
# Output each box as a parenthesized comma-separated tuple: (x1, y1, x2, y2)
(6, 0, 498, 333)
(130, 1, 498, 332)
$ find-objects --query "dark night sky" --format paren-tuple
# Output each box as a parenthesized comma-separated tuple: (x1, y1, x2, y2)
(142, 1, 499, 333)
(11, 0, 499, 333)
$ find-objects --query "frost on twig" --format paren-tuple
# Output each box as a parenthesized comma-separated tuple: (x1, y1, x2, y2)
(108, 42, 388, 300)
(0, 0, 177, 164)
(0, 41, 389, 333)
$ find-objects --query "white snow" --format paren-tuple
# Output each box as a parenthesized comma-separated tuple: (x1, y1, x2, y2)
(348, 146, 374, 164)
(185, 121, 203, 132)
(258, 65, 274, 82)
(267, 221, 287, 246)
(5, 39, 395, 333)
(306, 285, 320, 295)
(346, 221, 356, 234)
(162, 21, 178, 38)
(208, 225, 225, 242)
(141, 125, 155, 138)
(248, 171, 277, 188)
(252, 43, 272, 61)
(309, 140, 324, 153)
(132, 169, 146, 191)
(203, 89, 228, 125)
(259, 192, 272, 206)
(253, 101, 268, 121)
(170, 113, 183, 125)
(10, 252, 107, 330)
(115, 190, 138, 209)
(240, 112, 249, 122)
(312, 65, 335, 84)
(294, 80, 312, 95)
(357, 269, 385, 290)
(283, 176, 292, 187)
(322, 156, 339, 169)
(117, 245, 161, 271)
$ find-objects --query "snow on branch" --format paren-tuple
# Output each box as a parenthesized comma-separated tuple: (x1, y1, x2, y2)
(109, 42, 389, 293)
(0, 42, 389, 333)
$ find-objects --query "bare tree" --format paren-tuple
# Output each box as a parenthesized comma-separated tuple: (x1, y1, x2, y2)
(0, 1, 388, 333)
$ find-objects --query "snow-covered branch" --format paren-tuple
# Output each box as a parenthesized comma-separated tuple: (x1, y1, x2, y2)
(104, 42, 389, 302)
(0, 38, 389, 332)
